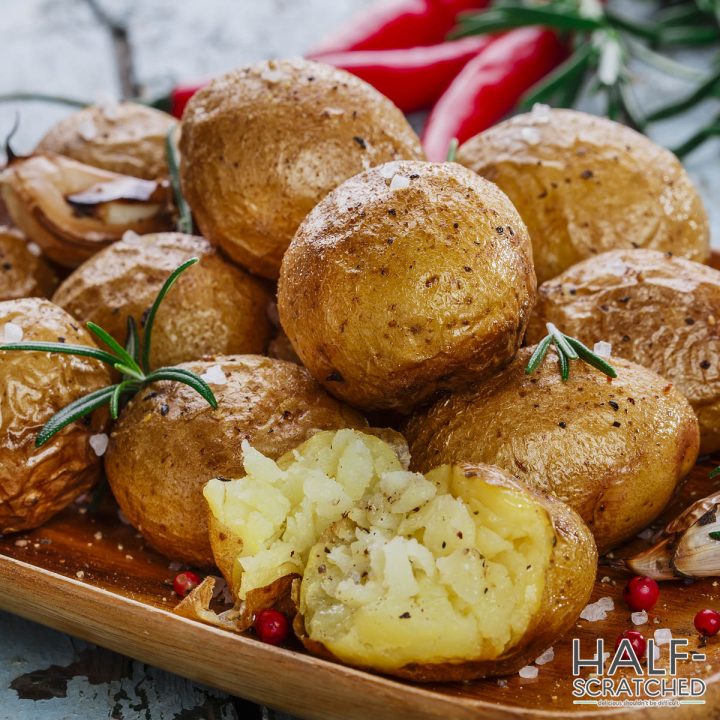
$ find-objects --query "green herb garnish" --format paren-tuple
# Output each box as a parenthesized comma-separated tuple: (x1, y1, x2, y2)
(166, 126, 193, 235)
(709, 531, 720, 541)
(525, 323, 617, 381)
(0, 258, 217, 447)
(446, 138, 459, 162)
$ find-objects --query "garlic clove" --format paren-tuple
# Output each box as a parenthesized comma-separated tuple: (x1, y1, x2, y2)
(673, 506, 720, 578)
(626, 537, 676, 580)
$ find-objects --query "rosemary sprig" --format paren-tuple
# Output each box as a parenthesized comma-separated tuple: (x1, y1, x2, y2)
(0, 258, 217, 447)
(525, 323, 617, 381)
(166, 126, 193, 235)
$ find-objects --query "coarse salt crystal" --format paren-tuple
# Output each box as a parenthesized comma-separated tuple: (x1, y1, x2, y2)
(122, 230, 140, 243)
(594, 341, 612, 358)
(89, 433, 109, 457)
(76, 570, 85, 579)
(261, 68, 285, 83)
(379, 164, 396, 179)
(521, 127, 541, 145)
(27, 242, 42, 257)
(14, 539, 28, 548)
(518, 665, 538, 679)
(390, 174, 411, 191)
(497, 679, 508, 688)
(535, 647, 554, 665)
(2, 322, 23, 343)
(580, 596, 614, 622)
(201, 364, 227, 385)
(653, 644, 661, 661)
(654, 628, 672, 645)
(531, 103, 552, 123)
(632, 610, 648, 626)
(94, 531, 103, 541)
(168, 560, 183, 572)
(323, 107, 345, 117)
(601, 576, 611, 584)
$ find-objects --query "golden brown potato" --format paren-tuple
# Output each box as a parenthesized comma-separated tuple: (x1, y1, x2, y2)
(180, 58, 424, 279)
(0, 298, 111, 533)
(457, 108, 710, 284)
(105, 355, 367, 566)
(527, 249, 720, 455)
(296, 461, 596, 681)
(405, 347, 699, 553)
(278, 160, 536, 413)
(36, 103, 176, 180)
(53, 232, 272, 368)
(1, 154, 173, 267)
(0, 226, 58, 301)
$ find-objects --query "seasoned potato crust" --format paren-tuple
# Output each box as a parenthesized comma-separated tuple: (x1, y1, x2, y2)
(0, 226, 58, 301)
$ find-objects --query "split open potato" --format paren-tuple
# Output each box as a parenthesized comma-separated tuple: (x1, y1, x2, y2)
(180, 58, 424, 278)
(202, 429, 595, 681)
(405, 347, 700, 553)
(53, 232, 272, 368)
(1, 154, 173, 267)
(0, 226, 58, 301)
(105, 355, 366, 567)
(0, 298, 111, 533)
(278, 160, 536, 413)
(527, 249, 720, 455)
(35, 102, 176, 180)
(457, 108, 710, 284)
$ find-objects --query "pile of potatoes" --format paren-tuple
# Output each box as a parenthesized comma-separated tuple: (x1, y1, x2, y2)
(0, 55, 715, 682)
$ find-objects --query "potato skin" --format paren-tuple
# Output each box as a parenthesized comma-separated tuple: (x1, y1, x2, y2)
(0, 298, 111, 533)
(296, 463, 597, 682)
(36, 103, 176, 180)
(0, 226, 58, 301)
(180, 58, 424, 279)
(53, 232, 272, 368)
(405, 348, 699, 553)
(527, 249, 720, 455)
(457, 108, 710, 284)
(105, 355, 367, 566)
(278, 160, 536, 413)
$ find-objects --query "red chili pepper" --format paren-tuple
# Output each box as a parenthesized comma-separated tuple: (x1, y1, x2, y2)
(315, 36, 493, 112)
(309, 0, 487, 57)
(422, 28, 567, 161)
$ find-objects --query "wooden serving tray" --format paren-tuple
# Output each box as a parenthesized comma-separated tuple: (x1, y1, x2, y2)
(0, 456, 719, 720)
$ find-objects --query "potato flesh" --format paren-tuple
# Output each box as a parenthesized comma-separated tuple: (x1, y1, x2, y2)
(203, 430, 407, 600)
(300, 466, 554, 671)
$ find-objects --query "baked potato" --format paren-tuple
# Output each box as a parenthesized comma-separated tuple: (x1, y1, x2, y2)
(105, 355, 366, 566)
(457, 108, 710, 284)
(179, 58, 424, 279)
(296, 459, 596, 681)
(405, 347, 699, 553)
(1, 154, 173, 267)
(53, 232, 272, 368)
(527, 249, 720, 455)
(0, 298, 111, 533)
(278, 160, 536, 413)
(35, 102, 176, 180)
(0, 226, 58, 301)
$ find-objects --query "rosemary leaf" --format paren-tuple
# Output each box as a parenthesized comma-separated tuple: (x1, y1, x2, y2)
(709, 531, 720, 541)
(710, 465, 720, 479)
(525, 334, 553, 375)
(145, 366, 218, 409)
(124, 316, 140, 365)
(555, 342, 570, 382)
(36, 385, 119, 447)
(0, 341, 119, 366)
(647, 68, 720, 121)
(547, 322, 579, 360)
(564, 336, 618, 378)
(141, 257, 198, 372)
(110, 380, 139, 420)
(166, 127, 194, 235)
(87, 321, 142, 376)
(113, 363, 145, 381)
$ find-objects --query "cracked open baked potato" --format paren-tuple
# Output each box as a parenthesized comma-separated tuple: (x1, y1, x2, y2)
(405, 347, 699, 553)
(179, 58, 424, 279)
(457, 108, 710, 284)
(278, 160, 536, 413)
(527, 249, 720, 455)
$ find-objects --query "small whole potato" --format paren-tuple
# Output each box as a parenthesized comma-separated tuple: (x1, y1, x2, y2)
(527, 249, 720, 454)
(105, 355, 367, 566)
(457, 108, 710, 284)
(35, 102, 176, 180)
(53, 232, 272, 368)
(278, 160, 536, 413)
(180, 58, 424, 279)
(0, 226, 58, 301)
(405, 347, 699, 552)
(0, 298, 111, 533)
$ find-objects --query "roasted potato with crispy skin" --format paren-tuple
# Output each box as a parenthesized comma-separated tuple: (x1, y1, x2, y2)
(405, 348, 699, 553)
(53, 232, 272, 368)
(0, 298, 111, 533)
(279, 160, 536, 414)
(105, 356, 366, 566)
(36, 102, 176, 180)
(0, 226, 58, 301)
(527, 249, 720, 455)
(296, 459, 596, 681)
(457, 108, 710, 284)
(180, 58, 424, 279)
